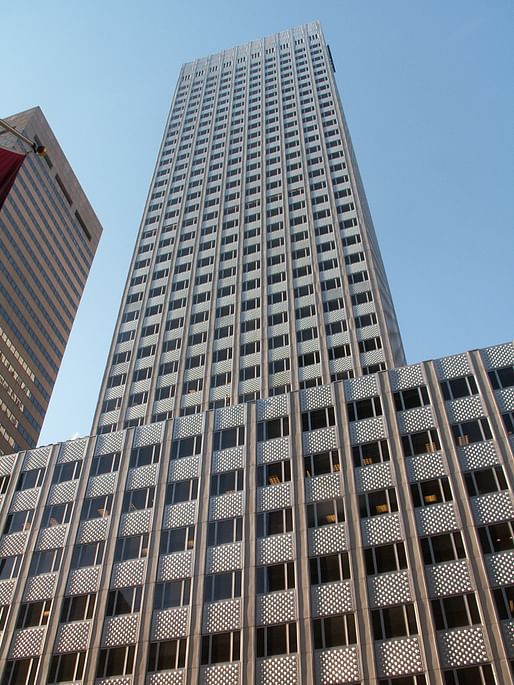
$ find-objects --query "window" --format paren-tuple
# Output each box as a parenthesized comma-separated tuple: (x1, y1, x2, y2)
(464, 466, 508, 497)
(301, 407, 335, 432)
(269, 358, 290, 374)
(0, 474, 9, 496)
(52, 460, 81, 484)
(310, 553, 350, 584)
(147, 639, 187, 672)
(170, 435, 202, 460)
(16, 468, 44, 491)
(0, 544, 21, 578)
(379, 677, 426, 685)
(257, 562, 295, 593)
(16, 599, 52, 628)
(2, 658, 40, 685)
(96, 646, 135, 678)
(451, 419, 492, 446)
(41, 502, 73, 527)
(257, 460, 291, 487)
(443, 665, 495, 685)
(502, 410, 514, 435)
(28, 548, 62, 576)
(3, 509, 33, 534)
(488, 365, 514, 390)
(113, 534, 149, 562)
(269, 334, 289, 349)
(420, 532, 466, 565)
(313, 614, 356, 648)
(440, 375, 479, 401)
(165, 479, 199, 504)
(401, 430, 441, 457)
(81, 494, 113, 520)
(304, 449, 340, 477)
(106, 587, 142, 616)
(90, 452, 120, 476)
(256, 623, 297, 657)
(60, 594, 96, 623)
(477, 522, 514, 553)
(201, 631, 240, 664)
(352, 440, 390, 467)
(213, 427, 245, 451)
(307, 499, 345, 527)
(257, 509, 293, 537)
(394, 386, 430, 411)
(347, 397, 382, 421)
(298, 351, 320, 367)
(205, 571, 242, 602)
(359, 489, 398, 517)
(160, 526, 195, 554)
(493, 585, 514, 619)
(210, 470, 244, 496)
(257, 417, 289, 441)
(153, 579, 191, 609)
(372, 604, 418, 640)
(122, 487, 155, 513)
(431, 593, 480, 630)
(48, 652, 86, 683)
(71, 541, 105, 568)
(208, 518, 243, 546)
(130, 443, 161, 467)
(410, 478, 453, 507)
(359, 337, 382, 353)
(365, 543, 407, 575)
(239, 365, 260, 381)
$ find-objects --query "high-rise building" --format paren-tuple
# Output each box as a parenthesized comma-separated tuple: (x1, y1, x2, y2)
(0, 23, 512, 685)
(92, 22, 405, 433)
(0, 107, 102, 455)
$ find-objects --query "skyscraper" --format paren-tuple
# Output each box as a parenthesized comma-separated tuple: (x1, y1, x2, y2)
(92, 21, 405, 434)
(0, 23, 512, 685)
(0, 107, 102, 455)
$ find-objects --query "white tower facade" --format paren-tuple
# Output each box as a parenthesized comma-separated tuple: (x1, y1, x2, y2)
(93, 21, 404, 434)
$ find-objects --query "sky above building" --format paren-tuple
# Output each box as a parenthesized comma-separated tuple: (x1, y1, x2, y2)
(2, 0, 512, 447)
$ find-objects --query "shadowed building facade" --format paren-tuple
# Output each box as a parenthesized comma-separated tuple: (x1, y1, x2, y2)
(0, 107, 102, 455)
(0, 23, 512, 685)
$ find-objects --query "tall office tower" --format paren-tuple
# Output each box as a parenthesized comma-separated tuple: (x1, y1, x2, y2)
(0, 23, 513, 685)
(0, 107, 102, 455)
(93, 21, 404, 434)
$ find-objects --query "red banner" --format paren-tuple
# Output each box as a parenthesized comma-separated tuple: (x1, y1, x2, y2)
(0, 147, 26, 210)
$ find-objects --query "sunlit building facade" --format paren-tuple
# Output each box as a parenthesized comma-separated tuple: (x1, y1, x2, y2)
(0, 107, 102, 455)
(0, 23, 512, 685)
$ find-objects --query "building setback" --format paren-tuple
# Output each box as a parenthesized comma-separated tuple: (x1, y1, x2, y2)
(0, 107, 102, 455)
(0, 22, 512, 685)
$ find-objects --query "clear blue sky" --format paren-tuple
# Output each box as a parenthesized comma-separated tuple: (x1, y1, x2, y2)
(2, 1, 512, 446)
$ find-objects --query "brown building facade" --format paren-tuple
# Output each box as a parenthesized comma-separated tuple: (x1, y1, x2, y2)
(0, 107, 102, 455)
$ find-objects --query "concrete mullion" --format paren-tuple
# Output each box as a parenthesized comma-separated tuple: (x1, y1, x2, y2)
(289, 389, 313, 684)
(186, 410, 213, 683)
(229, 44, 253, 408)
(332, 381, 378, 684)
(244, 402, 256, 684)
